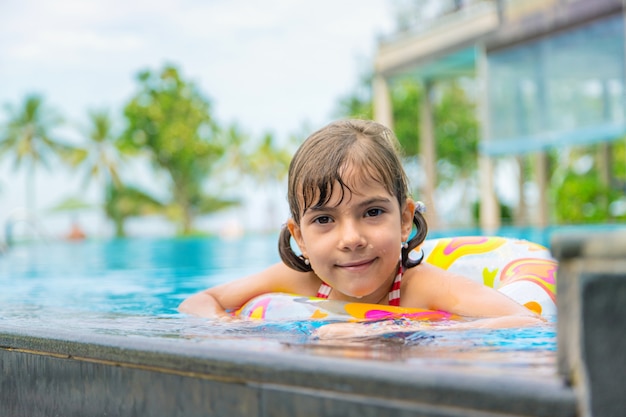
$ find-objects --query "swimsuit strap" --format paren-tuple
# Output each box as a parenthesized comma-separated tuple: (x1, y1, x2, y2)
(315, 264, 404, 306)
(388, 264, 403, 306)
(316, 282, 332, 299)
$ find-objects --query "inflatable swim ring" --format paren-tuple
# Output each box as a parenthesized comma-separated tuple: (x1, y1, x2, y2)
(236, 236, 557, 322)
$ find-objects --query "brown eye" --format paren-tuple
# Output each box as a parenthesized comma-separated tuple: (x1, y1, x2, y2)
(365, 208, 384, 217)
(314, 216, 332, 224)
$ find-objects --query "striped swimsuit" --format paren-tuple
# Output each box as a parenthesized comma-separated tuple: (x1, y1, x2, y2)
(315, 264, 404, 306)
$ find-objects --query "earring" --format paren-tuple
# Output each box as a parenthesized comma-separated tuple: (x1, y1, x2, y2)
(304, 258, 310, 266)
(401, 241, 408, 249)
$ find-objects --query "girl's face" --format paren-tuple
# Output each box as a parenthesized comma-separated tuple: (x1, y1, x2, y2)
(288, 175, 414, 304)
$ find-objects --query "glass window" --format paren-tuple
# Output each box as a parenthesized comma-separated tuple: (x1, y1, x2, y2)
(483, 14, 626, 155)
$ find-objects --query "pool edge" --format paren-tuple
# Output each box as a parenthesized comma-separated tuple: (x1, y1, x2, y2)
(1, 325, 576, 417)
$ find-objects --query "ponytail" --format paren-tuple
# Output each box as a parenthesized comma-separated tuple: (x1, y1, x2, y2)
(401, 206, 428, 269)
(278, 225, 313, 272)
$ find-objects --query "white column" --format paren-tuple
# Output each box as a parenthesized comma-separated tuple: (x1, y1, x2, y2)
(373, 74, 394, 130)
(479, 154, 499, 233)
(476, 43, 500, 233)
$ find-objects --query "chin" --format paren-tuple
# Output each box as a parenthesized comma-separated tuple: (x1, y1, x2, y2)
(346, 289, 375, 300)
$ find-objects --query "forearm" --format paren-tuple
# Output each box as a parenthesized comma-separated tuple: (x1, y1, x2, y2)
(178, 291, 231, 318)
(455, 314, 545, 329)
(314, 313, 546, 339)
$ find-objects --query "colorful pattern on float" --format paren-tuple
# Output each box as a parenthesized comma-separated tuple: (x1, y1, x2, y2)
(423, 236, 557, 316)
(236, 293, 458, 322)
(236, 236, 557, 321)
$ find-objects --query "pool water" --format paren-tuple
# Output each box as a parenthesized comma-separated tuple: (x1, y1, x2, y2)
(0, 236, 557, 377)
(0, 236, 279, 315)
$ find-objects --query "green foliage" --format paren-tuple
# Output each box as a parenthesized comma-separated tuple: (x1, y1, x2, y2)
(333, 74, 422, 156)
(104, 183, 165, 237)
(0, 94, 65, 169)
(72, 108, 169, 236)
(471, 201, 514, 225)
(1, 64, 294, 237)
(242, 132, 292, 182)
(613, 139, 626, 180)
(433, 80, 479, 181)
(555, 171, 611, 223)
(0, 94, 79, 211)
(48, 196, 94, 212)
(215, 125, 291, 185)
(554, 141, 626, 223)
(334, 74, 479, 185)
(391, 79, 421, 156)
(121, 64, 232, 235)
(75, 109, 124, 188)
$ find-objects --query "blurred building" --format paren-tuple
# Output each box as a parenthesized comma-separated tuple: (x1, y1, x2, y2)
(374, 0, 624, 232)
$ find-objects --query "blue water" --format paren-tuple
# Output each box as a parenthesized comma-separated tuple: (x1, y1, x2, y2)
(0, 235, 558, 375)
(0, 235, 280, 315)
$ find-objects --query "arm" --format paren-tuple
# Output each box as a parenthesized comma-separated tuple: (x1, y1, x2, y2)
(178, 262, 315, 318)
(314, 314, 545, 340)
(316, 267, 545, 339)
(405, 263, 543, 325)
(177, 291, 232, 319)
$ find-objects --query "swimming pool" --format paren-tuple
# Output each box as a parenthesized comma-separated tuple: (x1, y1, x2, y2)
(0, 235, 580, 416)
(0, 235, 556, 370)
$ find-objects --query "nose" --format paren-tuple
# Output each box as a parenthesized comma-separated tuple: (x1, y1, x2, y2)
(338, 219, 366, 251)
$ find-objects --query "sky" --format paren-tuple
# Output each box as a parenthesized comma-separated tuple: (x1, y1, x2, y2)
(0, 0, 397, 238)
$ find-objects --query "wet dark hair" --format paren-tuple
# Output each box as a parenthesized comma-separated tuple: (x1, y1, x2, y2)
(279, 119, 428, 272)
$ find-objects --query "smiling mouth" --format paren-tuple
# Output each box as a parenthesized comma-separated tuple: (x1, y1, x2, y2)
(337, 258, 376, 269)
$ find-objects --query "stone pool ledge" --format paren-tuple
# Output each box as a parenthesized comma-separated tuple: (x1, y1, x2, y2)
(1, 325, 574, 417)
(552, 229, 626, 417)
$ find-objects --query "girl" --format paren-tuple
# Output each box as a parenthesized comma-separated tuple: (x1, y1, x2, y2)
(179, 119, 541, 329)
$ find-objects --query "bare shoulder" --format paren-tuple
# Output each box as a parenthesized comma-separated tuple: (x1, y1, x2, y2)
(401, 262, 457, 308)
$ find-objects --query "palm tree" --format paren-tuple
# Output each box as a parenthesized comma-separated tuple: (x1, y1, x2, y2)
(69, 109, 164, 237)
(53, 109, 122, 236)
(104, 183, 164, 237)
(0, 94, 68, 212)
(244, 132, 292, 183)
(122, 65, 238, 235)
(74, 109, 123, 189)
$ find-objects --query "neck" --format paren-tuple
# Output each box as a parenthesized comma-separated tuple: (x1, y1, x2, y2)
(329, 262, 401, 305)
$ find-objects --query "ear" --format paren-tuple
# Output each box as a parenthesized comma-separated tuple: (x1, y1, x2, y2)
(287, 218, 307, 258)
(401, 198, 415, 242)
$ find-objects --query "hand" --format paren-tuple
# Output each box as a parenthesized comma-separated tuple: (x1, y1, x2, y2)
(444, 315, 546, 329)
(313, 319, 429, 340)
(313, 322, 366, 339)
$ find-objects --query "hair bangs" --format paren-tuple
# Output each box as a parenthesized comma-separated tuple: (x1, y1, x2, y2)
(342, 136, 405, 205)
(287, 119, 409, 223)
